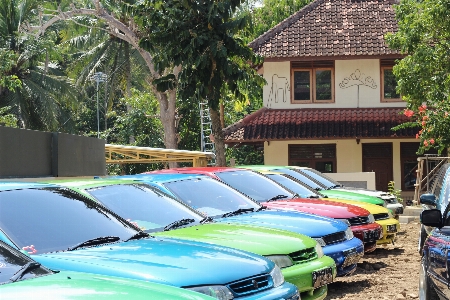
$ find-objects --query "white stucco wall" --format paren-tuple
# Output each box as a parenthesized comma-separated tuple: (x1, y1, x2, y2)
(264, 138, 417, 190)
(262, 59, 406, 109)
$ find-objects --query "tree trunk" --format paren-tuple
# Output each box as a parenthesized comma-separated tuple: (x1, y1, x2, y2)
(210, 107, 226, 166)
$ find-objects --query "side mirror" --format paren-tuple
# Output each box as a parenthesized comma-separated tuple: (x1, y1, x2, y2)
(420, 194, 437, 206)
(420, 209, 443, 228)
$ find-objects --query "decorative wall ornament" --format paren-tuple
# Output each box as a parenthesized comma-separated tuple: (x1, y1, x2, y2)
(339, 69, 377, 107)
(267, 74, 290, 108)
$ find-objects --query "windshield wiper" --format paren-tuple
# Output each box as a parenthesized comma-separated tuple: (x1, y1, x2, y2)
(125, 231, 150, 242)
(200, 216, 214, 224)
(308, 195, 321, 198)
(10, 262, 41, 282)
(67, 236, 120, 251)
(256, 205, 268, 212)
(164, 218, 195, 231)
(266, 195, 289, 202)
(222, 208, 255, 218)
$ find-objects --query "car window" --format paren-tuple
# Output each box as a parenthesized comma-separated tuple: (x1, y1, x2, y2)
(0, 241, 51, 284)
(164, 177, 260, 217)
(87, 184, 204, 232)
(274, 168, 325, 190)
(215, 170, 296, 201)
(0, 188, 138, 254)
(266, 174, 319, 198)
(298, 169, 340, 188)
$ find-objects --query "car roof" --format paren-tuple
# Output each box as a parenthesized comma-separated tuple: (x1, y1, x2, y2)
(43, 178, 142, 189)
(118, 173, 210, 183)
(0, 181, 59, 191)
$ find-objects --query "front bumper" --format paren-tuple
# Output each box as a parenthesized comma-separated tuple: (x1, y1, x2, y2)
(376, 218, 400, 245)
(282, 255, 336, 300)
(321, 237, 364, 276)
(351, 223, 382, 253)
(236, 281, 300, 300)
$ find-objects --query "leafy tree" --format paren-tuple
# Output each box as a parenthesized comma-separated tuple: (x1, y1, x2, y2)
(138, 0, 264, 166)
(385, 0, 450, 154)
(0, 49, 21, 92)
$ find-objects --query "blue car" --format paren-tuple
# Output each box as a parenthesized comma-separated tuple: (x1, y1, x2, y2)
(420, 206, 450, 300)
(117, 174, 365, 276)
(0, 182, 300, 300)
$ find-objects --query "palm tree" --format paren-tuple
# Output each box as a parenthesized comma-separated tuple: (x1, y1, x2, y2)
(0, 0, 80, 131)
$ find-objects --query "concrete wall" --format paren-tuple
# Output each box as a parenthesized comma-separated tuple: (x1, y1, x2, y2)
(262, 59, 406, 109)
(264, 137, 417, 190)
(0, 126, 105, 178)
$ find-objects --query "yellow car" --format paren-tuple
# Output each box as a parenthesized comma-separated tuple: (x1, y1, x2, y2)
(318, 199, 400, 245)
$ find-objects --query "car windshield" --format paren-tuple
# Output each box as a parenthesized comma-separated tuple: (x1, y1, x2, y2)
(0, 188, 138, 254)
(86, 184, 204, 232)
(265, 174, 322, 198)
(297, 169, 341, 188)
(274, 168, 326, 190)
(0, 241, 52, 284)
(163, 177, 260, 218)
(214, 170, 296, 201)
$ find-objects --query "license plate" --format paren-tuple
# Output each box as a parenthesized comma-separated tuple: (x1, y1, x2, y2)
(342, 248, 362, 268)
(386, 224, 397, 233)
(312, 267, 333, 288)
(364, 230, 378, 242)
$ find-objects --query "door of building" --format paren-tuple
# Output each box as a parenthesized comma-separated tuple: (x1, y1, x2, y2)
(362, 143, 393, 191)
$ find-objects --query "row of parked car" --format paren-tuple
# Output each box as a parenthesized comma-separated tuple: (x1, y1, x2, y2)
(0, 166, 402, 299)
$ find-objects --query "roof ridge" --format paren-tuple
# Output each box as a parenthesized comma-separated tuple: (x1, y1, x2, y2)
(249, 0, 325, 50)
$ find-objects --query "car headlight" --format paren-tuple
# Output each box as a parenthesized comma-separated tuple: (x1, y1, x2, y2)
(367, 214, 375, 223)
(338, 219, 351, 226)
(315, 243, 324, 258)
(345, 227, 354, 240)
(265, 255, 293, 268)
(185, 285, 234, 300)
(269, 265, 285, 288)
(314, 237, 326, 246)
(387, 210, 394, 218)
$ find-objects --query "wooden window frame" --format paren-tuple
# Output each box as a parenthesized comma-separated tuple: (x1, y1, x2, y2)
(380, 66, 402, 102)
(291, 67, 335, 104)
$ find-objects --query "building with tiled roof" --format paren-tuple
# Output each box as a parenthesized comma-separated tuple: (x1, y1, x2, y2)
(224, 0, 433, 194)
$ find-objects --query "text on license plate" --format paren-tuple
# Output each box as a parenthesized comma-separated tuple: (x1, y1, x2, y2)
(312, 267, 333, 288)
(386, 224, 397, 233)
(342, 249, 362, 268)
(363, 230, 378, 242)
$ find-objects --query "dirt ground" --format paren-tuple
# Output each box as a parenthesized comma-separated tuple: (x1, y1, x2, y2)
(327, 219, 421, 299)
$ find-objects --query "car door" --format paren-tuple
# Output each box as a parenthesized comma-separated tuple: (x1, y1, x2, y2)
(425, 231, 450, 298)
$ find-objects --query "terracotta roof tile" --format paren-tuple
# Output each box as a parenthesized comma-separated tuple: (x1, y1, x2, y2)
(223, 107, 416, 143)
(249, 0, 401, 58)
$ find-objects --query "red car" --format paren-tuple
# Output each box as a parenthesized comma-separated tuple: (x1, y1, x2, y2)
(147, 167, 383, 253)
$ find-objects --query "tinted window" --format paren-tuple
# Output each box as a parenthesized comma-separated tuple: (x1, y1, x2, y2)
(0, 188, 137, 254)
(266, 174, 320, 198)
(215, 170, 296, 202)
(274, 169, 325, 190)
(164, 177, 260, 218)
(0, 241, 51, 284)
(297, 169, 338, 188)
(87, 184, 204, 232)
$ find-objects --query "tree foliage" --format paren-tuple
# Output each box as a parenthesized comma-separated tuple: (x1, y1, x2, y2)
(386, 0, 450, 154)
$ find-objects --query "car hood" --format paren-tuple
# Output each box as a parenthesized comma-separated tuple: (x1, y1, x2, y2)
(153, 223, 316, 255)
(215, 210, 348, 238)
(1, 271, 213, 300)
(31, 238, 272, 287)
(262, 198, 369, 219)
(320, 190, 384, 205)
(318, 198, 389, 215)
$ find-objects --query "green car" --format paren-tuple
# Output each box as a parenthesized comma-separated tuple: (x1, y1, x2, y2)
(47, 178, 336, 300)
(239, 165, 386, 207)
(0, 239, 214, 300)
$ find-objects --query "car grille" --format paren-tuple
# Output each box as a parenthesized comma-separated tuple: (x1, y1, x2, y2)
(228, 274, 271, 296)
(322, 231, 347, 245)
(347, 216, 370, 226)
(373, 213, 390, 221)
(290, 247, 317, 263)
